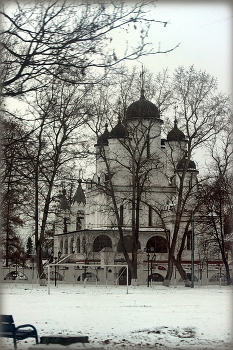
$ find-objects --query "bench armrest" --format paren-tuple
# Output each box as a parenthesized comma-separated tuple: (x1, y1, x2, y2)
(15, 324, 38, 333)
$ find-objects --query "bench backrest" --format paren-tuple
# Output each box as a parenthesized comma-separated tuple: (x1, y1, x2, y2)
(1, 315, 16, 333)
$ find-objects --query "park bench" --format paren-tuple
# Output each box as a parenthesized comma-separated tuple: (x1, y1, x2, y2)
(0, 314, 39, 349)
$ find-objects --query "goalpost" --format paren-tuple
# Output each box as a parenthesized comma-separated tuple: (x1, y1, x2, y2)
(46, 263, 129, 294)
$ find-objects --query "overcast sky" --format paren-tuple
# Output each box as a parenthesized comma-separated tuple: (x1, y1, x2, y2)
(124, 0, 233, 96)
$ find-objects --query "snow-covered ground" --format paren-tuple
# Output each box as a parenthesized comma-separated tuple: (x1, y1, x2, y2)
(0, 282, 232, 350)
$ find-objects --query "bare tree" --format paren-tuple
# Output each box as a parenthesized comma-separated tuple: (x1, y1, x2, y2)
(1, 118, 31, 266)
(0, 0, 177, 98)
(160, 66, 231, 286)
(5, 77, 94, 283)
(197, 120, 233, 285)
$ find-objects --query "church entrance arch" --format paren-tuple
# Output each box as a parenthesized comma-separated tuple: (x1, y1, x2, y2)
(118, 266, 131, 285)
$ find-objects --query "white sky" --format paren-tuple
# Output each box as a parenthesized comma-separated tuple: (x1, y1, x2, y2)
(4, 0, 232, 179)
(124, 0, 233, 95)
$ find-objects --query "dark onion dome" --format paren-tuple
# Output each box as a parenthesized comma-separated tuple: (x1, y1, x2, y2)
(125, 89, 161, 120)
(59, 189, 70, 210)
(72, 179, 86, 205)
(109, 118, 128, 139)
(177, 156, 197, 171)
(167, 119, 186, 142)
(96, 123, 110, 145)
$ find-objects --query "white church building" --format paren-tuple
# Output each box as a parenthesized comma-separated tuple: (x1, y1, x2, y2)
(52, 90, 225, 286)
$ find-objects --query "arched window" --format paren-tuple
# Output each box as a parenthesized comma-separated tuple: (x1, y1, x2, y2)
(146, 236, 167, 253)
(70, 238, 74, 254)
(148, 206, 152, 227)
(117, 235, 141, 253)
(63, 217, 68, 233)
(76, 217, 82, 230)
(120, 205, 124, 225)
(76, 238, 80, 253)
(76, 211, 84, 230)
(60, 239, 63, 253)
(93, 235, 112, 252)
(64, 239, 68, 254)
(82, 236, 86, 252)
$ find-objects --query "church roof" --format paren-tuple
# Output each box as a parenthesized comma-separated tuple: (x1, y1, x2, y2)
(125, 89, 160, 120)
(109, 119, 128, 139)
(59, 189, 70, 210)
(167, 119, 186, 142)
(72, 179, 86, 205)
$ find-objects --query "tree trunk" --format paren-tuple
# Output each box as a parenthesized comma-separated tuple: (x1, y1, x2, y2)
(36, 240, 46, 285)
(163, 253, 174, 287)
(131, 239, 138, 282)
(175, 259, 191, 287)
(175, 224, 191, 287)
(222, 254, 232, 285)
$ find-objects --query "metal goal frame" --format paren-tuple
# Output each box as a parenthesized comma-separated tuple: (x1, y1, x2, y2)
(46, 263, 129, 294)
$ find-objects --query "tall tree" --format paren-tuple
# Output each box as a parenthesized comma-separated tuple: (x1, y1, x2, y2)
(160, 66, 231, 286)
(197, 119, 233, 285)
(20, 77, 94, 283)
(26, 236, 33, 258)
(1, 118, 31, 266)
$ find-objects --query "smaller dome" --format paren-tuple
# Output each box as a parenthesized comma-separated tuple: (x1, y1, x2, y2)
(167, 119, 186, 142)
(177, 157, 197, 171)
(109, 119, 128, 139)
(72, 179, 86, 205)
(96, 123, 110, 145)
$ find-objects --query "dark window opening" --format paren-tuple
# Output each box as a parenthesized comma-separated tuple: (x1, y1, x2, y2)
(64, 239, 68, 254)
(120, 205, 124, 226)
(148, 206, 152, 227)
(76, 211, 84, 231)
(76, 238, 80, 253)
(63, 217, 68, 233)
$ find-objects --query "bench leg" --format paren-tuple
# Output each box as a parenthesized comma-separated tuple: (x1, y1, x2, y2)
(13, 337, 17, 349)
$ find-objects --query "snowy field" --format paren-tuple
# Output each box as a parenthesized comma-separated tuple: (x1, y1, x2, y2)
(0, 282, 232, 350)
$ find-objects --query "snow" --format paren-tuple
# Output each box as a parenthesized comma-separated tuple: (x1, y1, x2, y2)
(1, 283, 232, 350)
